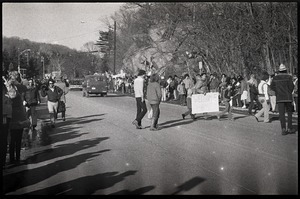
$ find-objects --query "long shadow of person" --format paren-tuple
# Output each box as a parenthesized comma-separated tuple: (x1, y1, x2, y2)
(3, 150, 110, 194)
(108, 186, 155, 195)
(171, 177, 206, 195)
(23, 170, 138, 195)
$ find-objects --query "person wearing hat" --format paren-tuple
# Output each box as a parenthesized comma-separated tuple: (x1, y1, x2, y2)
(253, 71, 271, 123)
(270, 64, 295, 135)
(132, 69, 147, 129)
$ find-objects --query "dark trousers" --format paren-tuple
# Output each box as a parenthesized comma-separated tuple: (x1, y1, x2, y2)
(248, 94, 262, 114)
(135, 98, 147, 126)
(1, 118, 10, 167)
(232, 94, 242, 107)
(179, 94, 186, 105)
(150, 104, 160, 119)
(218, 100, 232, 119)
(9, 128, 24, 162)
(278, 102, 293, 130)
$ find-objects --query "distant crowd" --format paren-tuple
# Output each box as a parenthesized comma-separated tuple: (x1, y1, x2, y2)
(130, 64, 297, 135)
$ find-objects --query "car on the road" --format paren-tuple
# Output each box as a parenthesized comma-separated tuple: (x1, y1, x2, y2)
(82, 75, 108, 97)
(69, 78, 84, 91)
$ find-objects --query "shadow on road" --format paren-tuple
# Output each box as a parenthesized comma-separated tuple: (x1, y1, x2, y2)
(3, 149, 110, 194)
(23, 170, 138, 195)
(171, 177, 206, 195)
(25, 137, 110, 164)
(158, 118, 195, 129)
(108, 186, 155, 195)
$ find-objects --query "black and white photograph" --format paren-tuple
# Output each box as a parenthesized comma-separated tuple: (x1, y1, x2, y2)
(2, 2, 298, 195)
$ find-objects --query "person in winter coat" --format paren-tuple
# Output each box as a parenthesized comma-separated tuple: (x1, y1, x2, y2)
(1, 80, 13, 168)
(6, 72, 28, 164)
(270, 64, 295, 135)
(55, 76, 69, 121)
(41, 78, 63, 128)
(24, 78, 41, 130)
(147, 73, 162, 131)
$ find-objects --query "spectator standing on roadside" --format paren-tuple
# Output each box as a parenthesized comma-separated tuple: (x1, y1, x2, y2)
(24, 78, 41, 130)
(132, 70, 147, 129)
(173, 75, 179, 100)
(41, 79, 63, 128)
(55, 76, 69, 121)
(240, 76, 249, 109)
(177, 80, 186, 106)
(208, 72, 220, 92)
(147, 73, 162, 131)
(160, 76, 168, 102)
(253, 71, 270, 123)
(270, 64, 295, 135)
(1, 79, 13, 168)
(6, 72, 28, 164)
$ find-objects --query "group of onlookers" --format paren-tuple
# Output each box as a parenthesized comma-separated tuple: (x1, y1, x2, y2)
(2, 70, 69, 168)
(131, 63, 297, 136)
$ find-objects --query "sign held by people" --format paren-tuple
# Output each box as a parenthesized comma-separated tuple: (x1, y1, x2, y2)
(192, 92, 219, 114)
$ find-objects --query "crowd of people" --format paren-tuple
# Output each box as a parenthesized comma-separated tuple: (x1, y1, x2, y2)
(131, 64, 298, 135)
(2, 69, 69, 168)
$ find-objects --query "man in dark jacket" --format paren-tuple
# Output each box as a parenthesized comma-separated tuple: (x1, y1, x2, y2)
(270, 64, 295, 135)
(41, 79, 63, 128)
(24, 78, 41, 130)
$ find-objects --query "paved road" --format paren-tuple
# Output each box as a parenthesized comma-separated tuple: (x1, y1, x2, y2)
(3, 91, 298, 195)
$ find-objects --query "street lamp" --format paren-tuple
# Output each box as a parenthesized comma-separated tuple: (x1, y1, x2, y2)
(18, 48, 31, 75)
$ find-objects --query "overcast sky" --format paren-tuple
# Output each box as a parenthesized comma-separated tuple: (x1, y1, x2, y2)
(2, 3, 124, 51)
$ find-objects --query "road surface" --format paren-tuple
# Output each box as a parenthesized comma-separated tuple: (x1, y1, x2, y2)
(3, 91, 298, 195)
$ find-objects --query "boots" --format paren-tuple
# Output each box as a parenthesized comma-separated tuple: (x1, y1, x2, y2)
(150, 118, 160, 131)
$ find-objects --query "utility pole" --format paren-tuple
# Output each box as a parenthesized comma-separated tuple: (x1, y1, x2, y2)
(113, 20, 116, 75)
(41, 56, 45, 79)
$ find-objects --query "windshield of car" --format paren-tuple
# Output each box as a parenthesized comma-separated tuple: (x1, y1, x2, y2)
(86, 76, 107, 83)
(69, 79, 83, 85)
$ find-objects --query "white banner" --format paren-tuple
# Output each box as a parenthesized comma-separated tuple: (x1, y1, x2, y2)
(191, 92, 219, 114)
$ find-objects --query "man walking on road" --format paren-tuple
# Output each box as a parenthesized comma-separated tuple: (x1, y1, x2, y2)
(132, 70, 147, 129)
(24, 78, 41, 130)
(270, 64, 295, 135)
(41, 79, 63, 128)
(253, 71, 270, 123)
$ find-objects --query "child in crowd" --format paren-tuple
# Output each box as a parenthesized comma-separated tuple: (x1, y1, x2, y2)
(217, 83, 234, 121)
(181, 88, 196, 120)
(177, 81, 186, 106)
